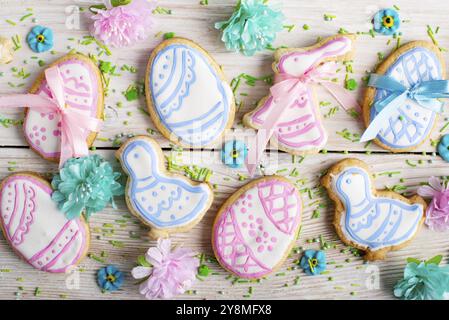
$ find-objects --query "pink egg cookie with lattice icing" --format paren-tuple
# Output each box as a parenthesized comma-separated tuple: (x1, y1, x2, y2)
(212, 176, 302, 279)
(0, 173, 90, 273)
(23, 54, 103, 162)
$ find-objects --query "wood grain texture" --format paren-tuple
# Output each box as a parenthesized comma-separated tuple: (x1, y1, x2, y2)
(0, 0, 447, 300)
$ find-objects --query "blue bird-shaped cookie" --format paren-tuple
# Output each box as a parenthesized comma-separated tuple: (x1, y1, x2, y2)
(117, 136, 213, 237)
(323, 159, 425, 260)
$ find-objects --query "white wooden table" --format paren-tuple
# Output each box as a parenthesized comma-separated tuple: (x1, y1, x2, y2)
(0, 0, 448, 300)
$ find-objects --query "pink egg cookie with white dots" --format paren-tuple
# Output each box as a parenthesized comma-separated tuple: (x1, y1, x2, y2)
(212, 176, 302, 279)
(23, 54, 103, 162)
(0, 173, 90, 273)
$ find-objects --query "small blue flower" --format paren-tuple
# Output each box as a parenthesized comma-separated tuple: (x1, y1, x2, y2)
(394, 259, 449, 300)
(27, 25, 54, 53)
(299, 249, 326, 276)
(97, 265, 124, 292)
(373, 8, 400, 35)
(438, 134, 449, 162)
(221, 140, 248, 168)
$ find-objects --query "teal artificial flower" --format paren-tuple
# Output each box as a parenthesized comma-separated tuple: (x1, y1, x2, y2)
(437, 134, 449, 162)
(215, 0, 285, 56)
(97, 265, 124, 292)
(221, 140, 248, 168)
(27, 25, 54, 53)
(299, 249, 326, 276)
(51, 155, 124, 220)
(394, 255, 449, 300)
(373, 8, 400, 36)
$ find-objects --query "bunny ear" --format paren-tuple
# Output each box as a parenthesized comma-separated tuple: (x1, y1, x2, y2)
(277, 35, 354, 76)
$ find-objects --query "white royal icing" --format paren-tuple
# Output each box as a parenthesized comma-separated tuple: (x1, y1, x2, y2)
(213, 178, 302, 279)
(246, 36, 353, 154)
(331, 166, 423, 251)
(149, 41, 233, 147)
(371, 47, 442, 149)
(0, 174, 88, 273)
(23, 58, 100, 160)
(118, 137, 213, 232)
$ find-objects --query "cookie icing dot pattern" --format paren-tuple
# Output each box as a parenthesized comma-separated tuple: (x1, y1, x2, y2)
(117, 136, 213, 234)
(23, 56, 102, 160)
(244, 35, 355, 155)
(148, 40, 233, 147)
(213, 177, 302, 279)
(370, 46, 442, 150)
(0, 174, 89, 273)
(333, 167, 423, 250)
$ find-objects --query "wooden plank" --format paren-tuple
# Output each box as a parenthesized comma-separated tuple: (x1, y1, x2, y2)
(0, 147, 447, 299)
(0, 0, 447, 152)
(0, 0, 448, 300)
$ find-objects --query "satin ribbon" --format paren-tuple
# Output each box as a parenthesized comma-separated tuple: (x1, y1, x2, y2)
(245, 62, 360, 177)
(360, 74, 449, 142)
(0, 66, 102, 167)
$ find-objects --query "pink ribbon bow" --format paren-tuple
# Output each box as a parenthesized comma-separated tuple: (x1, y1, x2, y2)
(245, 62, 360, 177)
(0, 66, 102, 167)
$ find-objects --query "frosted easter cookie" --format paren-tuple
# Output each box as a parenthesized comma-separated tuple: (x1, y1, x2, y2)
(212, 176, 302, 279)
(116, 136, 214, 238)
(23, 53, 104, 162)
(243, 34, 356, 156)
(360, 41, 447, 151)
(322, 158, 426, 260)
(0, 173, 90, 273)
(145, 37, 235, 148)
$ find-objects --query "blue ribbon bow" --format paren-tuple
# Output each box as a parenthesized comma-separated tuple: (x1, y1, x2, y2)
(360, 74, 449, 142)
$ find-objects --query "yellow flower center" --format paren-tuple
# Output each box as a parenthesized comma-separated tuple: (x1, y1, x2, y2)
(231, 150, 239, 158)
(106, 274, 116, 283)
(308, 258, 318, 272)
(37, 34, 45, 43)
(382, 16, 395, 28)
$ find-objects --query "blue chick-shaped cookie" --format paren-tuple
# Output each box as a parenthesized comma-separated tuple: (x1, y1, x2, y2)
(119, 137, 212, 231)
(334, 167, 423, 250)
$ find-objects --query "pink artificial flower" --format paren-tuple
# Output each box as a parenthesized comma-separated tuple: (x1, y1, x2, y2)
(131, 238, 199, 299)
(417, 176, 449, 232)
(90, 0, 157, 48)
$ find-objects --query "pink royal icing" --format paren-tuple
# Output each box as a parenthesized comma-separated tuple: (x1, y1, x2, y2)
(23, 58, 101, 160)
(247, 36, 353, 153)
(213, 178, 302, 279)
(0, 174, 89, 273)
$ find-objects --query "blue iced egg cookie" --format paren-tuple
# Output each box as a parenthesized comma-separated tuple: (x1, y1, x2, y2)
(146, 38, 235, 148)
(364, 41, 446, 151)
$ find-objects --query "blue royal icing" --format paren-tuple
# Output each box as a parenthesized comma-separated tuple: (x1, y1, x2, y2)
(120, 139, 211, 228)
(334, 167, 423, 249)
(370, 47, 442, 149)
(149, 43, 232, 147)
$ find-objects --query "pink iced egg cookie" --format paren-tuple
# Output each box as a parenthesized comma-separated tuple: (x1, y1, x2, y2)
(212, 176, 302, 279)
(23, 54, 103, 161)
(0, 174, 89, 273)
